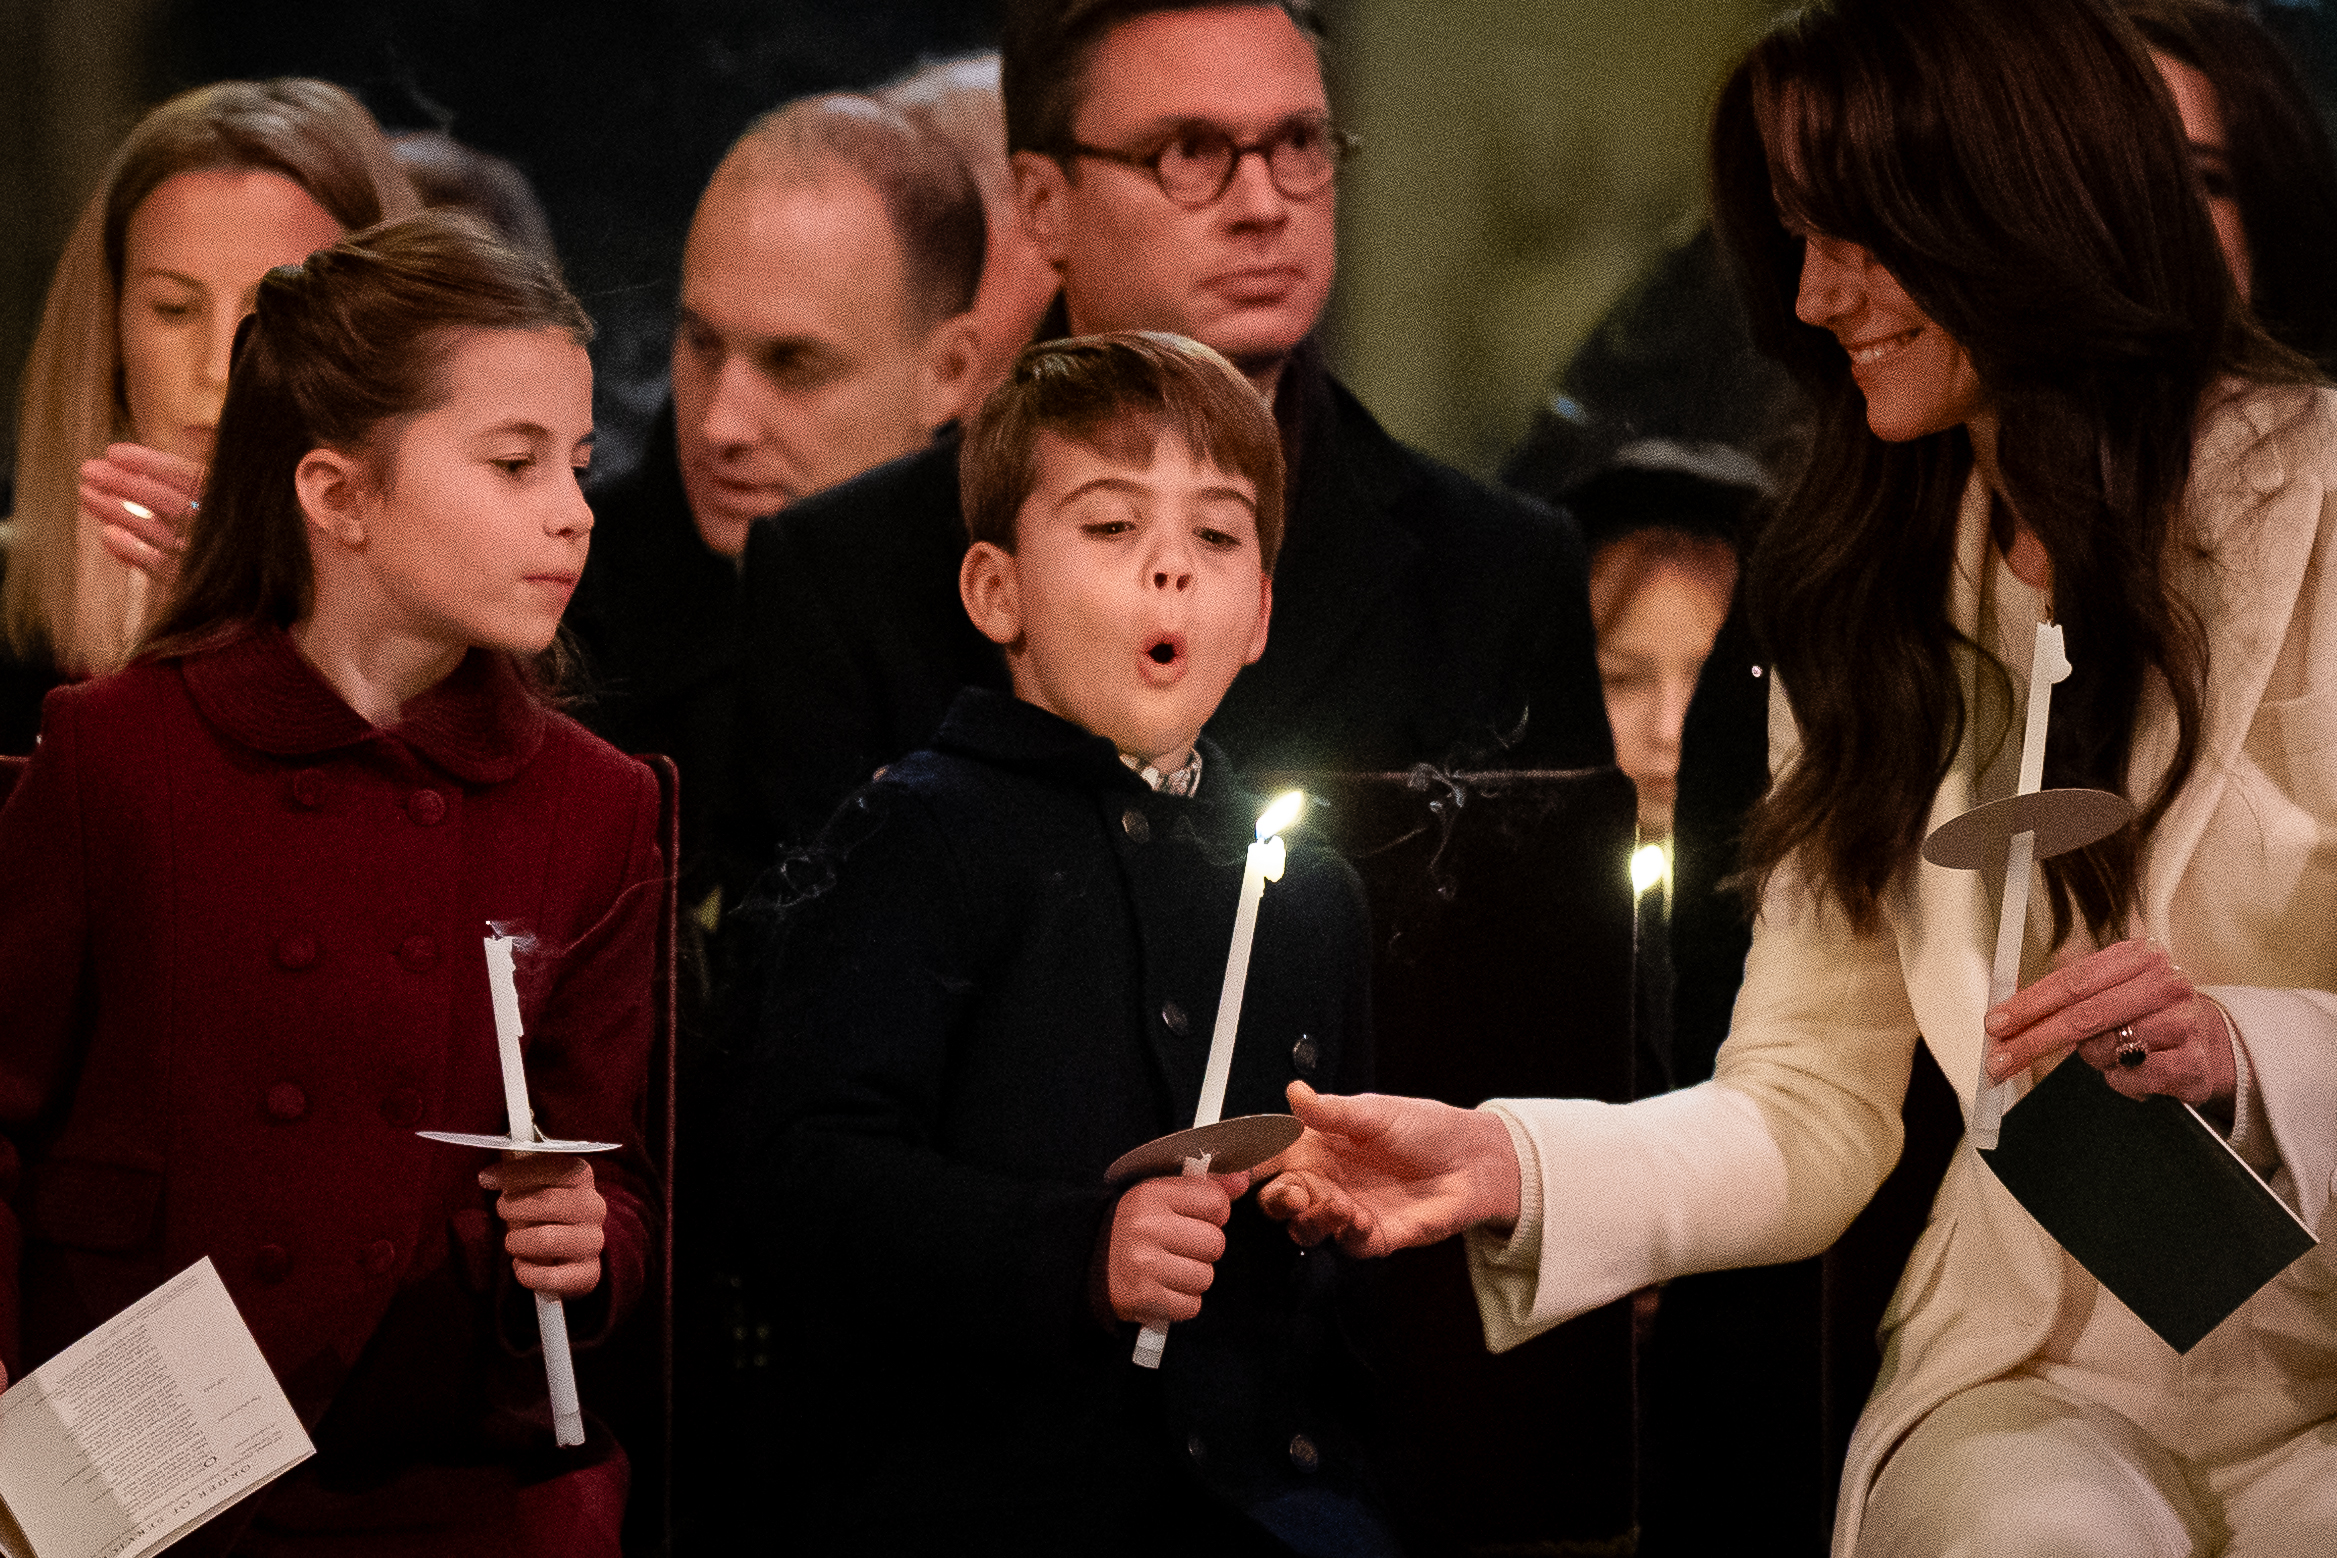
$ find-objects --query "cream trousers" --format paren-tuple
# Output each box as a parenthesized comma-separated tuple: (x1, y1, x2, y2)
(1858, 1376, 2337, 1557)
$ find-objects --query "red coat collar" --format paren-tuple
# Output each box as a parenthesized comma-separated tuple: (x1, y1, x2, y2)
(177, 623, 550, 783)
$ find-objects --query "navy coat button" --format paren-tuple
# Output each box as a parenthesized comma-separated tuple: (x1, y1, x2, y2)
(1121, 807, 1151, 844)
(398, 935, 439, 972)
(254, 1244, 290, 1284)
(265, 1083, 307, 1122)
(361, 1239, 398, 1276)
(1288, 1432, 1321, 1473)
(274, 934, 319, 971)
(1161, 1000, 1189, 1036)
(1186, 1433, 1206, 1464)
(1292, 1033, 1320, 1076)
(406, 788, 447, 825)
(288, 770, 326, 809)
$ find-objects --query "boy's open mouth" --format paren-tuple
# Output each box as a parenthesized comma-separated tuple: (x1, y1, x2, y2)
(1140, 634, 1188, 682)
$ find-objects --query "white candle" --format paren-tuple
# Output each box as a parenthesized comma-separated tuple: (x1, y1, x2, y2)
(1134, 791, 1304, 1369)
(479, 931, 585, 1446)
(1973, 622, 2072, 1148)
(483, 934, 536, 1142)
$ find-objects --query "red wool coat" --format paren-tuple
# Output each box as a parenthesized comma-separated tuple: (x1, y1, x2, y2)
(0, 625, 662, 1557)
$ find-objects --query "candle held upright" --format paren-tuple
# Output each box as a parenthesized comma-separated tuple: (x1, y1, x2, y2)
(1133, 791, 1306, 1369)
(482, 930, 589, 1447)
(1971, 623, 2072, 1148)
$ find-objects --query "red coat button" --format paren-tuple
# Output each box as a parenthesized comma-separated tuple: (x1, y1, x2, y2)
(265, 1083, 307, 1122)
(254, 1244, 290, 1284)
(362, 1239, 398, 1276)
(406, 789, 446, 825)
(274, 934, 319, 971)
(398, 935, 439, 972)
(379, 1088, 424, 1128)
(288, 770, 327, 809)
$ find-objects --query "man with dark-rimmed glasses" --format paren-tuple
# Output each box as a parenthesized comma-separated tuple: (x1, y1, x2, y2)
(735, 0, 1613, 855)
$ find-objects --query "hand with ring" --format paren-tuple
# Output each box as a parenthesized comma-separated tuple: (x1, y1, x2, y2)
(1982, 937, 2234, 1113)
(82, 442, 203, 585)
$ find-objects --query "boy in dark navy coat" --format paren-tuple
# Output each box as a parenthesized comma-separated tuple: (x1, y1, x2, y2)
(756, 334, 1393, 1556)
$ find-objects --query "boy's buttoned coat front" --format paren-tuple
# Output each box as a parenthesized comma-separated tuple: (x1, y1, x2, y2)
(760, 689, 1382, 1553)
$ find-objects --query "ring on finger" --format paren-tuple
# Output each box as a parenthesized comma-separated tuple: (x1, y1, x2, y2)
(2113, 1024, 2147, 1069)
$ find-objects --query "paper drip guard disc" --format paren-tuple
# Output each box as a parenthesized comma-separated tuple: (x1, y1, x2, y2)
(1921, 787, 2134, 871)
(416, 1130, 622, 1154)
(1106, 1114, 1303, 1183)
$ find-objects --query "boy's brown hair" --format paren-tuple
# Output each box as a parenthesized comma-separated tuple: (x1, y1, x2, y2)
(959, 331, 1285, 570)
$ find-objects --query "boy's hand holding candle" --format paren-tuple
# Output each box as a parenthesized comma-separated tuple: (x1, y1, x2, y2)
(1106, 1167, 1255, 1326)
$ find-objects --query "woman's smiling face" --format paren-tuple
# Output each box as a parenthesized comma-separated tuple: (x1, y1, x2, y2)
(1792, 231, 1989, 443)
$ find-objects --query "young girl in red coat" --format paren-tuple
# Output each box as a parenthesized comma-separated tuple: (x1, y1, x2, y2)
(0, 211, 661, 1557)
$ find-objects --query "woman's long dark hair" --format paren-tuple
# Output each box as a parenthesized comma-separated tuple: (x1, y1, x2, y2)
(140, 210, 592, 678)
(1712, 0, 2309, 939)
(2124, 0, 2337, 373)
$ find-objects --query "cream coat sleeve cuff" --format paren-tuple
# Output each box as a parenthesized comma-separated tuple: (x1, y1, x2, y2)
(1463, 1083, 1796, 1353)
(1463, 1103, 1545, 1352)
(2215, 1001, 2276, 1173)
(2203, 985, 2337, 1230)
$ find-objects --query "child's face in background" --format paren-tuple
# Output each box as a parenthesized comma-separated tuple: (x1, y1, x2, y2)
(970, 424, 1271, 767)
(350, 326, 596, 658)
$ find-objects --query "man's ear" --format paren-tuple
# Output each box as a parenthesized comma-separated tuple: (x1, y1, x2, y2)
(959, 540, 1025, 650)
(294, 447, 370, 550)
(1012, 151, 1072, 273)
(918, 312, 986, 430)
(1243, 572, 1273, 666)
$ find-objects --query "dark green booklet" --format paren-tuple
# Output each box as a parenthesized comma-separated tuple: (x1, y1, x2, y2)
(1979, 1057, 2317, 1353)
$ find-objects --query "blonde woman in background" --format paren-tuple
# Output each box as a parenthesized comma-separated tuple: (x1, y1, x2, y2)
(2, 78, 415, 748)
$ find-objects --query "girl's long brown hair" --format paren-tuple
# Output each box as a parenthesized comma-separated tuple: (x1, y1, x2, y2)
(7, 79, 418, 672)
(140, 211, 592, 670)
(1711, 0, 2310, 940)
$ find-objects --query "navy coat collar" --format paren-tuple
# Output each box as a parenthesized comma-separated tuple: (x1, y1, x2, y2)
(931, 686, 1232, 804)
(177, 622, 549, 783)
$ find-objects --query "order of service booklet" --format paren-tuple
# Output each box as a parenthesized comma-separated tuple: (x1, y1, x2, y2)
(0, 1259, 313, 1558)
(1979, 1055, 2318, 1353)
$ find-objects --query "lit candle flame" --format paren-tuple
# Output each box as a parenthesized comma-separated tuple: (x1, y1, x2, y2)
(1255, 790, 1305, 842)
(1631, 842, 1669, 897)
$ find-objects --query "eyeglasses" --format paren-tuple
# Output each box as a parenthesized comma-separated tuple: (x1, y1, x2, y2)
(1059, 118, 1360, 208)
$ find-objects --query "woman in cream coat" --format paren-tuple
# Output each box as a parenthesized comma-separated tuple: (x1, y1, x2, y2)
(1258, 0, 2337, 1552)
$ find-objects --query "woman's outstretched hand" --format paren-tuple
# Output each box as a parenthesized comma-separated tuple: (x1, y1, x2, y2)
(1254, 1081, 1523, 1259)
(83, 443, 201, 583)
(1984, 937, 2235, 1114)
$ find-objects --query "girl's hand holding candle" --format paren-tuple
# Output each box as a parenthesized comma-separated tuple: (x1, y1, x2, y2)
(478, 1154, 608, 1298)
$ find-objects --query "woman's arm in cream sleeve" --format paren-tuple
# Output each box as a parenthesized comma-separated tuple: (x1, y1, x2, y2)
(1465, 869, 1923, 1353)
(2207, 986, 2337, 1232)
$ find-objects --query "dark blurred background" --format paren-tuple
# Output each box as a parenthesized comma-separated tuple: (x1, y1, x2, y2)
(2, 0, 1002, 479)
(9, 0, 2337, 485)
(1, 0, 1818, 487)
